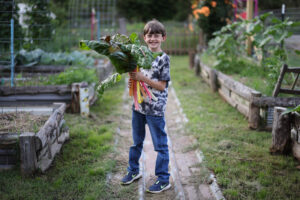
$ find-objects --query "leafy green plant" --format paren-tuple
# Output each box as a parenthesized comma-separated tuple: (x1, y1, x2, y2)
(15, 49, 95, 67)
(207, 12, 300, 87)
(192, 0, 233, 41)
(80, 33, 162, 100)
(46, 67, 98, 85)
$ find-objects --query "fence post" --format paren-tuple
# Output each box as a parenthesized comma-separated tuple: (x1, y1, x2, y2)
(189, 51, 195, 69)
(97, 11, 100, 40)
(10, 18, 14, 87)
(270, 107, 292, 154)
(19, 132, 37, 176)
(248, 91, 262, 129)
(208, 68, 217, 92)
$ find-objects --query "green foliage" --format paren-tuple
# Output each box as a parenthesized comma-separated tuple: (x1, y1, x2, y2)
(96, 73, 122, 98)
(282, 104, 300, 115)
(195, 0, 233, 41)
(15, 49, 95, 67)
(80, 33, 162, 73)
(171, 55, 300, 200)
(46, 67, 98, 85)
(208, 12, 299, 88)
(80, 33, 162, 97)
(0, 1, 24, 51)
(24, 0, 55, 49)
(117, 0, 191, 22)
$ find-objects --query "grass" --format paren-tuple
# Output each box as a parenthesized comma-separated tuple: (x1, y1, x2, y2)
(200, 49, 300, 96)
(0, 78, 136, 200)
(200, 52, 274, 96)
(170, 55, 300, 200)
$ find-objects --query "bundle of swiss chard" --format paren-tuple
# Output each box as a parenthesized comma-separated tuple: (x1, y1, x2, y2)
(80, 33, 162, 109)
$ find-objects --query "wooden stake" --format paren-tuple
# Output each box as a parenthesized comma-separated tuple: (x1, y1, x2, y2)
(270, 107, 292, 154)
(246, 0, 254, 56)
(248, 91, 262, 129)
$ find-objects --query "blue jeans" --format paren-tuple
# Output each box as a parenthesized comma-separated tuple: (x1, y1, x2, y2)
(128, 110, 170, 183)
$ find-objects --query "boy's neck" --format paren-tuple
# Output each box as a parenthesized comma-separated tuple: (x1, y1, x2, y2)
(149, 47, 163, 53)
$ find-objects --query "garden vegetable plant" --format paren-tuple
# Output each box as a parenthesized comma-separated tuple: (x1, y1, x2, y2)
(80, 33, 162, 108)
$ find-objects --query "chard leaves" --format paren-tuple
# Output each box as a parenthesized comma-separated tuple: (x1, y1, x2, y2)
(97, 73, 122, 98)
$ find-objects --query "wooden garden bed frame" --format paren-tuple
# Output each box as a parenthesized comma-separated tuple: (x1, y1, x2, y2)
(0, 103, 69, 175)
(193, 54, 300, 162)
(193, 55, 300, 129)
(0, 82, 96, 114)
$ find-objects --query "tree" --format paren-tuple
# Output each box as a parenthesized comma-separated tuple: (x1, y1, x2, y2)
(117, 0, 191, 22)
(0, 1, 24, 51)
(25, 0, 54, 48)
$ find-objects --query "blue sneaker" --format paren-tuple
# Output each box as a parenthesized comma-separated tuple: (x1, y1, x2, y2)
(147, 180, 171, 193)
(121, 171, 142, 185)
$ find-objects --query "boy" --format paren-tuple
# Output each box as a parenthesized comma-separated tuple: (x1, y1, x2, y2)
(121, 19, 171, 194)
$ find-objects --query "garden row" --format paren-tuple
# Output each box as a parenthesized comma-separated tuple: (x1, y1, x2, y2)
(193, 54, 300, 162)
(0, 61, 114, 175)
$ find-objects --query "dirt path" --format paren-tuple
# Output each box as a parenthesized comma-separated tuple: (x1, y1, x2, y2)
(110, 80, 224, 199)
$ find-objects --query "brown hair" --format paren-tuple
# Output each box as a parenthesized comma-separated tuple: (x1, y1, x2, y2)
(143, 19, 166, 37)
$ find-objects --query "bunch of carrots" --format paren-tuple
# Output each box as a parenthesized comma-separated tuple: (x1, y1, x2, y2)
(129, 66, 157, 110)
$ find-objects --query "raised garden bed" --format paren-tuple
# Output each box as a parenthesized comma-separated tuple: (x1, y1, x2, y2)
(193, 54, 300, 163)
(0, 103, 69, 175)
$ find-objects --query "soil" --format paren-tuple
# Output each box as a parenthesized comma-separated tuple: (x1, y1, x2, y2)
(0, 112, 49, 134)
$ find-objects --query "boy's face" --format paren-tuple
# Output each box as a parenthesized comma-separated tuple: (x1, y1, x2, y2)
(143, 33, 166, 52)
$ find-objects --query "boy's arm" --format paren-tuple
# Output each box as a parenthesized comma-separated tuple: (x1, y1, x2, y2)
(129, 72, 166, 91)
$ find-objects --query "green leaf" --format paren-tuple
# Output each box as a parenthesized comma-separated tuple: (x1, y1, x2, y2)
(281, 105, 300, 115)
(97, 73, 122, 98)
(129, 32, 140, 44)
(259, 36, 272, 48)
(295, 50, 300, 55)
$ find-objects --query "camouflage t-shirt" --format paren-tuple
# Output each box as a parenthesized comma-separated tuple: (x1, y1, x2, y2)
(133, 52, 170, 116)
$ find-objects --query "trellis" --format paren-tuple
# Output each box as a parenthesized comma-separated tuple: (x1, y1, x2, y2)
(68, 0, 117, 43)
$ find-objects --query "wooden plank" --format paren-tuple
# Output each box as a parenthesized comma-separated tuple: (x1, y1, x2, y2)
(0, 94, 71, 106)
(0, 133, 19, 145)
(35, 103, 66, 150)
(19, 132, 37, 176)
(248, 91, 262, 129)
(0, 85, 71, 96)
(272, 64, 288, 97)
(285, 67, 300, 73)
(270, 107, 292, 154)
(217, 71, 258, 100)
(292, 141, 300, 162)
(218, 88, 249, 117)
(252, 97, 300, 107)
(0, 65, 66, 73)
(37, 130, 69, 172)
(279, 88, 300, 95)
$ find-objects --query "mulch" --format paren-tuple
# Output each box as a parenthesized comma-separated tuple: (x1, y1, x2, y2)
(0, 112, 49, 134)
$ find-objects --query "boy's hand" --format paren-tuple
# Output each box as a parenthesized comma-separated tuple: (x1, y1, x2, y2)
(129, 72, 144, 82)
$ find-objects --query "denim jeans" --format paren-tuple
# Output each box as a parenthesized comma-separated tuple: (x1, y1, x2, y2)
(128, 110, 170, 183)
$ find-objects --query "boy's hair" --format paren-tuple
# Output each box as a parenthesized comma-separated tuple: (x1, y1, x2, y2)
(143, 19, 166, 37)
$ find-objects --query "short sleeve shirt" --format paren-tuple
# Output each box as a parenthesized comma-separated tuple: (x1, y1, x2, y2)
(133, 52, 170, 116)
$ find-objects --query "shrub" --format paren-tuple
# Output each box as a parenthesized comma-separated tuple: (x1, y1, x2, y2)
(192, 0, 233, 41)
